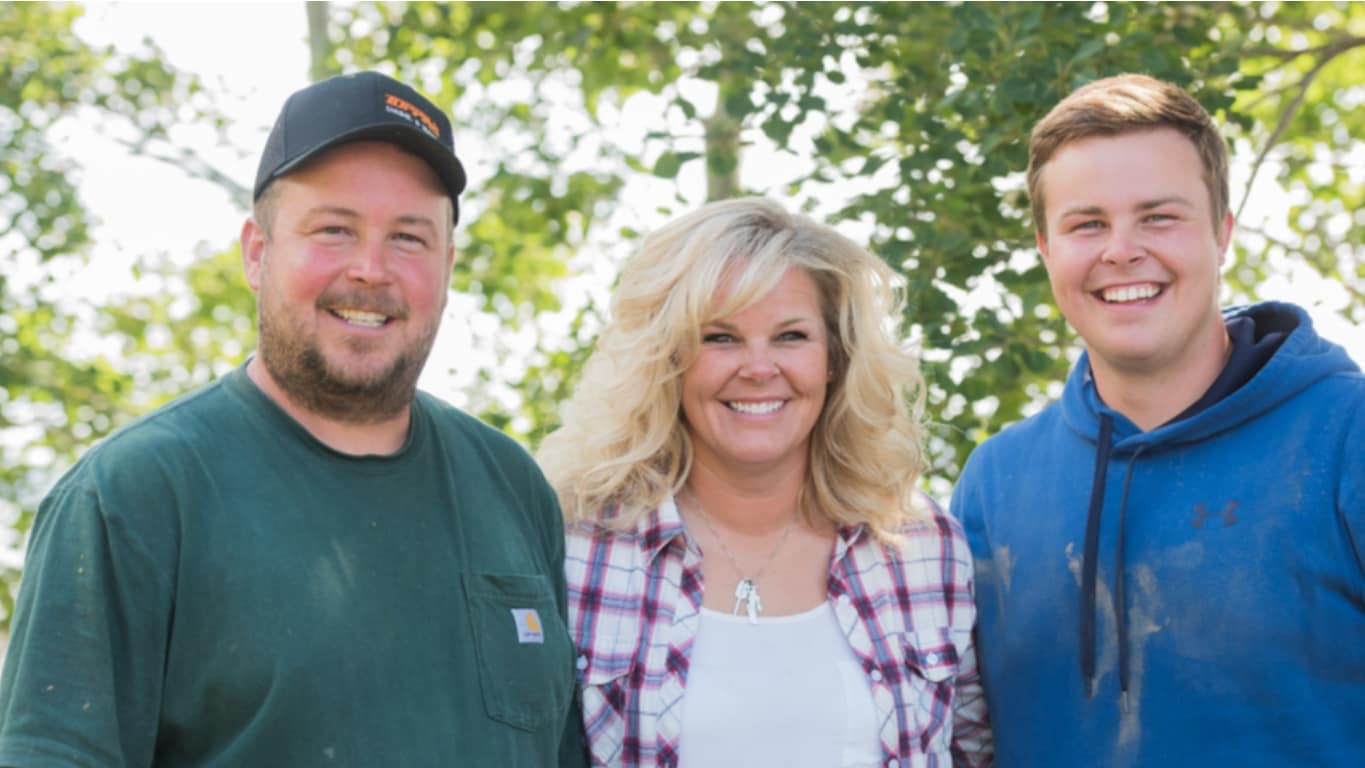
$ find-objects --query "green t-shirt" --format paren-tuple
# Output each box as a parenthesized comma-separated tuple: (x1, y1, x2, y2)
(0, 366, 586, 767)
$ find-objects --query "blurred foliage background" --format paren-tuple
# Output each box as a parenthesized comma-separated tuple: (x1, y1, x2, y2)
(2, 1, 1362, 628)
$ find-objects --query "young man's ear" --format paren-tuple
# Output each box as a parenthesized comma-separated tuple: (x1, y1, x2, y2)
(240, 218, 266, 292)
(1036, 228, 1050, 261)
(1216, 210, 1234, 264)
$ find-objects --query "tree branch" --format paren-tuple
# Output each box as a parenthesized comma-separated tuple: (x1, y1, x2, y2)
(1237, 78, 1302, 114)
(1237, 223, 1365, 307)
(1240, 35, 1365, 61)
(1236, 221, 1300, 252)
(1235, 35, 1365, 220)
(113, 136, 251, 209)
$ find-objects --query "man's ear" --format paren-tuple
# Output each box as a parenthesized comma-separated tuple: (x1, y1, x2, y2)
(1216, 210, 1234, 265)
(241, 218, 266, 292)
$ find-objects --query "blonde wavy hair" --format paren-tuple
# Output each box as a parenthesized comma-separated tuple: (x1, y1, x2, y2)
(537, 197, 927, 539)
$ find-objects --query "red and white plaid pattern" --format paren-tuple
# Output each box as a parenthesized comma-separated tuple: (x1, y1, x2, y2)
(566, 495, 993, 767)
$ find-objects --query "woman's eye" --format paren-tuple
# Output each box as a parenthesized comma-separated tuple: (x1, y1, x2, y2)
(701, 332, 735, 344)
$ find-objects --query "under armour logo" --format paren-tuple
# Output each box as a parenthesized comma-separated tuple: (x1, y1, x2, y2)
(1192, 501, 1239, 528)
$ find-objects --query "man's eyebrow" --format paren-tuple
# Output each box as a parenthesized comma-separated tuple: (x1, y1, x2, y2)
(1057, 204, 1105, 219)
(1057, 196, 1196, 219)
(394, 214, 439, 231)
(1136, 195, 1195, 210)
(300, 208, 438, 231)
(302, 205, 360, 219)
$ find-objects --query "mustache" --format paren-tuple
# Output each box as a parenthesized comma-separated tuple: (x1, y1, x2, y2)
(316, 290, 408, 320)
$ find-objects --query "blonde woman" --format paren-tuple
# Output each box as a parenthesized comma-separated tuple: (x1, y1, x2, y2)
(539, 197, 992, 768)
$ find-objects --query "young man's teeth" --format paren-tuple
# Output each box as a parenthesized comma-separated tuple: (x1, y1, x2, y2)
(728, 400, 783, 415)
(334, 309, 388, 327)
(1102, 284, 1160, 303)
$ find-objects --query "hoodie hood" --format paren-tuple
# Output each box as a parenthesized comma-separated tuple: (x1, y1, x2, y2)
(1061, 301, 1360, 707)
(1062, 302, 1356, 447)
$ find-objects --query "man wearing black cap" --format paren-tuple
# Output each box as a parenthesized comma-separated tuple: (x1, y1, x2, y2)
(0, 72, 587, 767)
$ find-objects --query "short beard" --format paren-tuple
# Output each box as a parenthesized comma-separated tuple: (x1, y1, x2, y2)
(256, 294, 440, 425)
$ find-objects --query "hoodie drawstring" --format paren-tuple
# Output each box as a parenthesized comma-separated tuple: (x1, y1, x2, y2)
(1114, 444, 1146, 713)
(1080, 411, 1146, 711)
(1080, 414, 1113, 699)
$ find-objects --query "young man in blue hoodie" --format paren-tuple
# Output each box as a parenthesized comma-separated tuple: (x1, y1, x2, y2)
(953, 73, 1365, 766)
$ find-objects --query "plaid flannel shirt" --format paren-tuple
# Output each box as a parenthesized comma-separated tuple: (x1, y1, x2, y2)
(566, 495, 993, 768)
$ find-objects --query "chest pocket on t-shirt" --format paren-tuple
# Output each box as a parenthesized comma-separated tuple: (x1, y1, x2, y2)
(464, 571, 574, 732)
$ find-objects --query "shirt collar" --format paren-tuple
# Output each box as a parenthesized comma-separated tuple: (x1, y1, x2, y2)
(637, 493, 691, 565)
(833, 522, 867, 563)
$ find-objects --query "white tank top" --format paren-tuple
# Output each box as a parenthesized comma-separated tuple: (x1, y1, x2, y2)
(677, 601, 883, 768)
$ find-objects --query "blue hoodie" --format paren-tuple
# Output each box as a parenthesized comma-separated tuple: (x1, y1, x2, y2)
(953, 302, 1365, 767)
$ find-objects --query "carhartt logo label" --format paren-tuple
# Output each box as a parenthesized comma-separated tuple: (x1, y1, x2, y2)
(383, 93, 440, 138)
(511, 608, 544, 644)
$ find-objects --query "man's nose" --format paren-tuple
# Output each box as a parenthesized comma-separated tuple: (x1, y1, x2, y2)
(346, 239, 392, 284)
(1101, 224, 1146, 266)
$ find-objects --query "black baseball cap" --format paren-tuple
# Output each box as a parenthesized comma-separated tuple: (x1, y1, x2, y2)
(253, 71, 467, 223)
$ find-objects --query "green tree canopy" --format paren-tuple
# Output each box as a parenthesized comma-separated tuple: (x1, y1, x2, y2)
(322, 0, 1362, 477)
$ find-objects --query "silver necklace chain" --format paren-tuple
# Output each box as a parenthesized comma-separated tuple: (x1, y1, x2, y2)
(684, 493, 797, 624)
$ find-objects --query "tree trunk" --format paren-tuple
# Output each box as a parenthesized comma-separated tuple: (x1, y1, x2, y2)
(703, 76, 744, 201)
(306, 1, 331, 82)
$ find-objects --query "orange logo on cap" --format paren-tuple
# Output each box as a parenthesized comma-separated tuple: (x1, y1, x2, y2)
(384, 93, 441, 138)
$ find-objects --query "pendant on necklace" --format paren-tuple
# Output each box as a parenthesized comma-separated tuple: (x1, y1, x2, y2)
(733, 578, 763, 624)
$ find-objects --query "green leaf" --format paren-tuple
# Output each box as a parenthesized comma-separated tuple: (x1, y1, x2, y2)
(652, 150, 701, 179)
